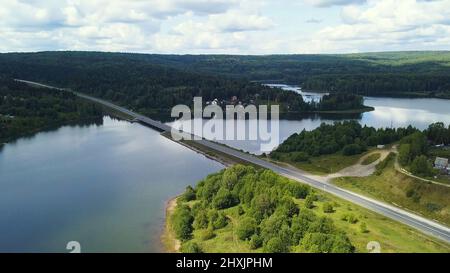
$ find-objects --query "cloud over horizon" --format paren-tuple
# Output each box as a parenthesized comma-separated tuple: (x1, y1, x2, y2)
(0, 0, 449, 54)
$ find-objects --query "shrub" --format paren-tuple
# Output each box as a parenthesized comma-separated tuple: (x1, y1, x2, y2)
(359, 222, 369, 233)
(236, 217, 257, 240)
(172, 205, 194, 241)
(322, 202, 334, 213)
(304, 194, 315, 209)
(213, 211, 228, 229)
(181, 185, 196, 201)
(249, 234, 263, 249)
(291, 152, 309, 162)
(182, 242, 202, 253)
(264, 237, 288, 253)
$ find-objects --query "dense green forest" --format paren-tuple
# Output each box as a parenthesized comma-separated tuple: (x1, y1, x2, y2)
(1, 51, 444, 98)
(171, 165, 355, 253)
(0, 77, 103, 144)
(0, 52, 310, 116)
(0, 51, 448, 119)
(271, 121, 418, 162)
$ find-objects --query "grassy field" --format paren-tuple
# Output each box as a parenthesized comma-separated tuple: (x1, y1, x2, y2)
(361, 153, 381, 165)
(333, 155, 450, 226)
(286, 153, 367, 175)
(165, 184, 450, 253)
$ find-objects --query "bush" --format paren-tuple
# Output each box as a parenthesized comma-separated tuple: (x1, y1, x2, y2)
(304, 194, 315, 209)
(193, 210, 209, 229)
(236, 217, 257, 240)
(264, 237, 288, 253)
(410, 155, 435, 177)
(322, 202, 334, 213)
(213, 211, 228, 229)
(172, 205, 194, 241)
(181, 242, 202, 253)
(181, 186, 196, 201)
(291, 152, 309, 162)
(249, 234, 263, 249)
(359, 222, 369, 233)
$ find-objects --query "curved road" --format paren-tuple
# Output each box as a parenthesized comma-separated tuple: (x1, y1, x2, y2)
(16, 79, 450, 244)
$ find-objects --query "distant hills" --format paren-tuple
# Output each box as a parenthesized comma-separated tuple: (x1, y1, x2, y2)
(1, 51, 449, 101)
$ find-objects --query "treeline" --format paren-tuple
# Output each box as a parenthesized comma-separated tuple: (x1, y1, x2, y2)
(311, 93, 368, 111)
(10, 51, 446, 97)
(0, 77, 103, 143)
(171, 165, 355, 253)
(302, 73, 450, 98)
(271, 121, 418, 161)
(0, 52, 388, 117)
(0, 52, 309, 115)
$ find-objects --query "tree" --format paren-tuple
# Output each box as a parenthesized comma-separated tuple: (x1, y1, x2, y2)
(342, 144, 362, 156)
(264, 237, 288, 253)
(398, 144, 411, 165)
(181, 186, 196, 201)
(410, 155, 434, 177)
(213, 188, 237, 209)
(172, 205, 194, 241)
(236, 217, 257, 240)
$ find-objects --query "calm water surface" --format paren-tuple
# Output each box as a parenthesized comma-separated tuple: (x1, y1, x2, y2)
(0, 117, 223, 252)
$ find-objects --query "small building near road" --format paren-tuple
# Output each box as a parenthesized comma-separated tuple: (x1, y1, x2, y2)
(377, 145, 385, 149)
(434, 157, 449, 174)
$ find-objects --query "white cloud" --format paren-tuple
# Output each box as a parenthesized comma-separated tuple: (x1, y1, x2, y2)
(304, 0, 366, 7)
(0, 0, 449, 53)
(307, 0, 450, 52)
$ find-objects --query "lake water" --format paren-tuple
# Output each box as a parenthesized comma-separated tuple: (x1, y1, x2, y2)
(1, 88, 450, 252)
(0, 117, 223, 252)
(167, 85, 450, 154)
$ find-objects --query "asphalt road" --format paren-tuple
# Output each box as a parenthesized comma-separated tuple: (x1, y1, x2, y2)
(16, 79, 450, 244)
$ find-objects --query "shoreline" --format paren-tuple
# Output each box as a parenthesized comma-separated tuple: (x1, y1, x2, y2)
(161, 196, 181, 253)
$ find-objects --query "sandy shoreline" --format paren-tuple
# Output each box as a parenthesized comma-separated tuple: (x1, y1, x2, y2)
(160, 196, 181, 253)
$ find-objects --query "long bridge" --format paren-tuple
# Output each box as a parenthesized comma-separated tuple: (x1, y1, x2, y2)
(16, 79, 450, 245)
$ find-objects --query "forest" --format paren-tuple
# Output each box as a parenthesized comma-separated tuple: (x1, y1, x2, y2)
(0, 51, 448, 119)
(271, 121, 418, 161)
(271, 121, 450, 178)
(171, 165, 355, 253)
(0, 77, 103, 144)
(0, 52, 308, 116)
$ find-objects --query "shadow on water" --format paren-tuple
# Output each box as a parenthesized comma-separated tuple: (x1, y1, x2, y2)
(1, 117, 104, 148)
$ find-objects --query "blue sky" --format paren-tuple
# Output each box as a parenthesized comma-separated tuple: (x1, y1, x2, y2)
(1, 0, 449, 54)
